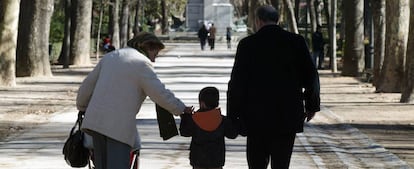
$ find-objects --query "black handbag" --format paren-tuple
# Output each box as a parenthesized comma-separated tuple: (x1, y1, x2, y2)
(62, 111, 90, 168)
(155, 104, 179, 140)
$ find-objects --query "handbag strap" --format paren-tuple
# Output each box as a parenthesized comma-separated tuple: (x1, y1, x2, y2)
(68, 111, 86, 136)
(77, 111, 85, 127)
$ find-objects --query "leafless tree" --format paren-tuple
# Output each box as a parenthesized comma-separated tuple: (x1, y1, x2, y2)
(70, 0, 92, 66)
(341, 0, 364, 76)
(308, 0, 317, 32)
(110, 0, 120, 49)
(282, 0, 299, 34)
(120, 0, 130, 48)
(371, 0, 386, 88)
(400, 0, 414, 103)
(161, 0, 168, 35)
(58, 0, 72, 68)
(95, 0, 105, 60)
(0, 0, 20, 86)
(16, 0, 54, 77)
(133, 0, 141, 36)
(377, 0, 409, 92)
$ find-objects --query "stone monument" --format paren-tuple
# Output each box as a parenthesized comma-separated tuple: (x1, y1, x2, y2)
(186, 0, 234, 35)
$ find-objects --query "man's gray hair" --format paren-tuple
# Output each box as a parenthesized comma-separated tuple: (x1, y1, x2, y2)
(256, 5, 279, 23)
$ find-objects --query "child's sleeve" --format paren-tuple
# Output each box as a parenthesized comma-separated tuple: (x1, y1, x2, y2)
(179, 114, 194, 137)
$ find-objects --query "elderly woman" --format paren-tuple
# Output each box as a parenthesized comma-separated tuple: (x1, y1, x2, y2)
(76, 32, 193, 169)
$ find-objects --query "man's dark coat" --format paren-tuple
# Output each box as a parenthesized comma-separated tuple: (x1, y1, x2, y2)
(227, 25, 320, 135)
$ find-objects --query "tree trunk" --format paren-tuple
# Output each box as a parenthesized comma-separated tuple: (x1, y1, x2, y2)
(58, 0, 71, 68)
(110, 0, 120, 49)
(133, 0, 140, 36)
(400, 0, 414, 103)
(294, 0, 300, 23)
(161, 0, 168, 35)
(70, 0, 92, 66)
(371, 0, 385, 88)
(308, 0, 317, 32)
(0, 0, 20, 86)
(229, 0, 241, 18)
(243, 0, 249, 18)
(108, 1, 114, 37)
(315, 0, 323, 27)
(279, 1, 286, 26)
(323, 0, 333, 69)
(96, 0, 104, 60)
(377, 0, 409, 92)
(16, 0, 53, 77)
(247, 0, 258, 33)
(283, 0, 299, 34)
(120, 0, 129, 48)
(341, 0, 364, 76)
(329, 0, 337, 72)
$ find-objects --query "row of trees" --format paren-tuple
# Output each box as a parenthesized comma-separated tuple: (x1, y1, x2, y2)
(0, 0, 185, 85)
(1, 0, 92, 87)
(1, 0, 414, 103)
(336, 0, 414, 103)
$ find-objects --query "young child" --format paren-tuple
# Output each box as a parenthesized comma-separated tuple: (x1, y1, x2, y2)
(180, 86, 238, 169)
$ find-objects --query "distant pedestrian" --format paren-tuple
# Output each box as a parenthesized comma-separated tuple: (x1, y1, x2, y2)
(227, 5, 320, 169)
(312, 25, 324, 69)
(198, 24, 209, 50)
(102, 35, 115, 53)
(208, 23, 217, 50)
(180, 86, 238, 169)
(226, 27, 232, 49)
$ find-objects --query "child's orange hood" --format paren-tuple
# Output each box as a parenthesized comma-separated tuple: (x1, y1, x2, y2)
(192, 108, 222, 132)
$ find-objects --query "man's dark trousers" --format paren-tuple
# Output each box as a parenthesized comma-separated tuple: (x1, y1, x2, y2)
(246, 133, 296, 169)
